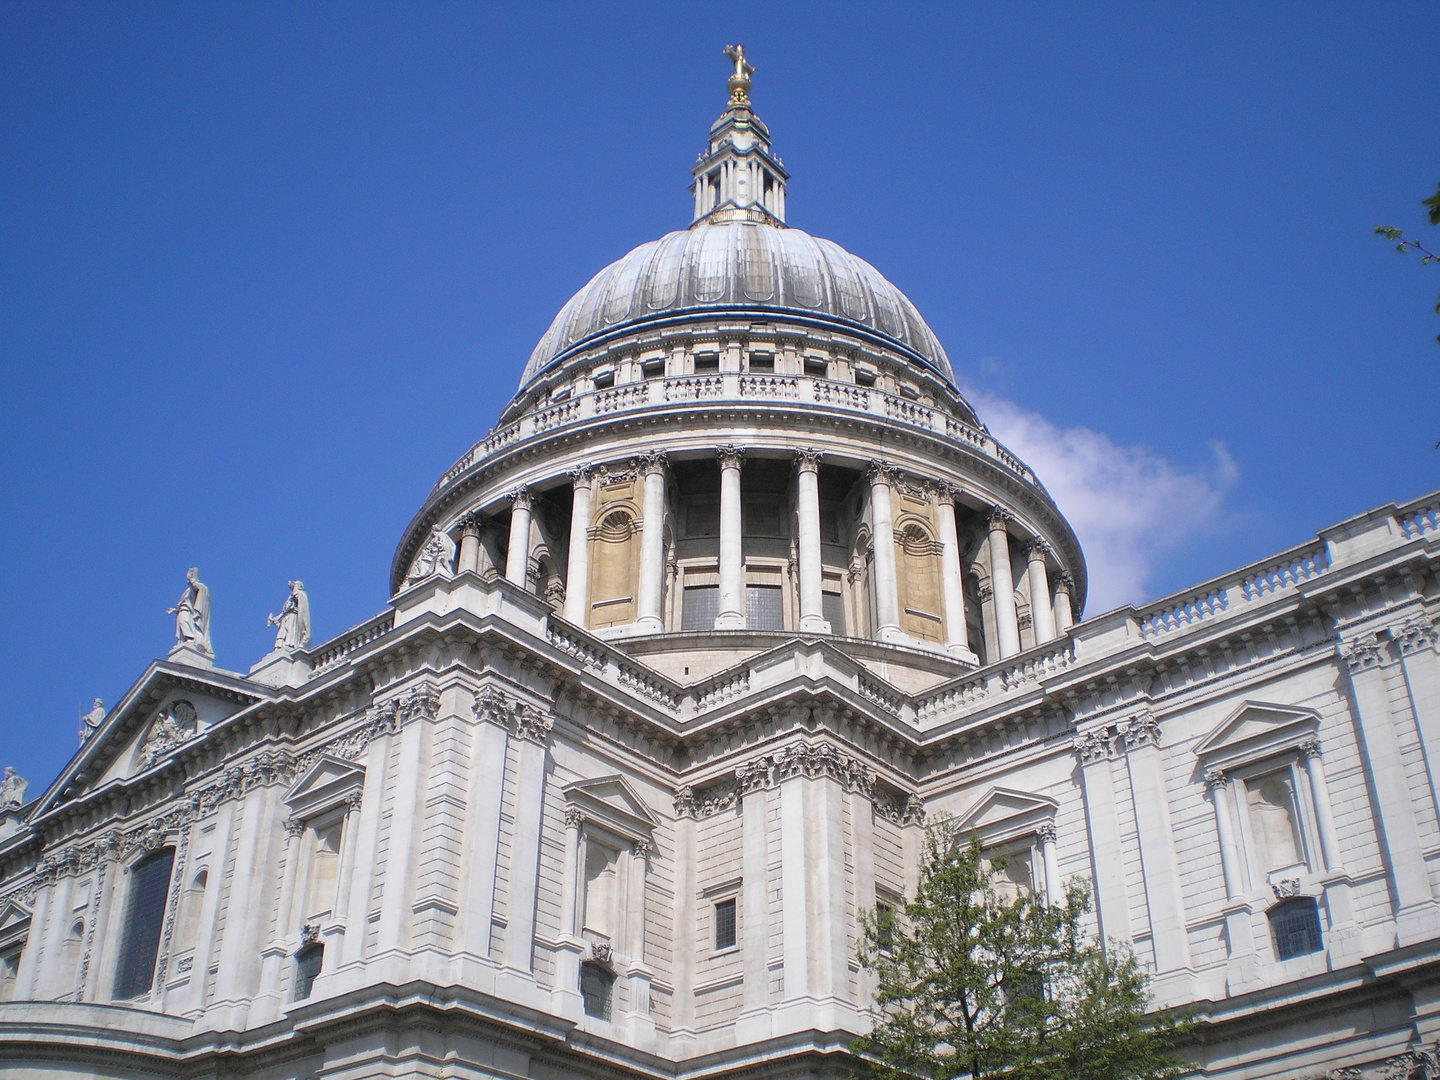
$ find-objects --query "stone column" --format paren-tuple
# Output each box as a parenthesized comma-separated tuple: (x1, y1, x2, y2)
(622, 839, 656, 1050)
(1025, 541, 1057, 644)
(735, 759, 771, 1041)
(1395, 615, 1440, 817)
(1297, 740, 1342, 872)
(1119, 712, 1192, 989)
(1204, 770, 1246, 900)
(456, 694, 510, 973)
(1342, 633, 1437, 943)
(716, 446, 746, 630)
(1204, 769, 1260, 993)
(375, 710, 432, 969)
(794, 449, 829, 633)
(256, 817, 308, 1002)
(504, 488, 532, 588)
(552, 806, 585, 1017)
(670, 797, 698, 1049)
(635, 452, 668, 632)
(563, 467, 594, 625)
(1296, 737, 1364, 964)
(502, 706, 553, 973)
(206, 780, 281, 1029)
(457, 517, 481, 575)
(1038, 822, 1061, 905)
(1073, 728, 1132, 947)
(1053, 572, 1075, 634)
(339, 725, 392, 969)
(935, 486, 972, 659)
(867, 463, 903, 643)
(988, 509, 1021, 659)
(15, 872, 51, 999)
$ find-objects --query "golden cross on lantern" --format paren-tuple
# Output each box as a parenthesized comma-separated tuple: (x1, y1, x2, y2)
(722, 44, 754, 103)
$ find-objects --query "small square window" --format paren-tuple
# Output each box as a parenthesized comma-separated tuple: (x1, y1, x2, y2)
(593, 369, 615, 390)
(1270, 897, 1324, 960)
(747, 585, 784, 630)
(715, 898, 737, 950)
(682, 585, 720, 632)
(748, 352, 775, 373)
(694, 354, 720, 374)
(294, 943, 324, 1001)
(804, 357, 828, 378)
(580, 961, 615, 1020)
(641, 359, 665, 379)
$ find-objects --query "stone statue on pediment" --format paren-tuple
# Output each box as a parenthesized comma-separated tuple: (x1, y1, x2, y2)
(0, 767, 27, 810)
(405, 526, 456, 586)
(167, 567, 213, 659)
(79, 698, 105, 744)
(267, 580, 311, 652)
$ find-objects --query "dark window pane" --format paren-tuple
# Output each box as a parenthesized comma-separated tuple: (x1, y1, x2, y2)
(687, 499, 719, 537)
(822, 591, 845, 634)
(747, 585, 784, 630)
(1270, 898, 1323, 960)
(744, 499, 783, 537)
(115, 848, 175, 1000)
(294, 944, 324, 1001)
(715, 898, 737, 950)
(580, 961, 614, 1020)
(819, 505, 841, 544)
(683, 585, 719, 631)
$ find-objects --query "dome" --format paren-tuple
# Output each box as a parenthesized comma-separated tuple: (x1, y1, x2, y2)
(518, 220, 956, 390)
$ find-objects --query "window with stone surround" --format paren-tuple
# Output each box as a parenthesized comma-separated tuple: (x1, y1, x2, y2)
(0, 947, 20, 1002)
(714, 897, 737, 951)
(581, 960, 615, 1020)
(114, 847, 175, 1000)
(1269, 897, 1323, 960)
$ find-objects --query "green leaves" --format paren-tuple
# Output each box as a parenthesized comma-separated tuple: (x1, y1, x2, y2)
(1423, 182, 1440, 227)
(855, 820, 1191, 1080)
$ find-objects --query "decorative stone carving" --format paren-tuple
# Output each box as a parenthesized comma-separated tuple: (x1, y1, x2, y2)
(565, 805, 587, 828)
(1395, 614, 1440, 656)
(902, 793, 927, 826)
(0, 767, 28, 810)
(1297, 738, 1322, 760)
(1382, 1042, 1440, 1080)
(587, 941, 614, 966)
(1204, 768, 1229, 790)
(300, 922, 322, 947)
(866, 460, 900, 486)
(716, 444, 745, 470)
(285, 817, 309, 838)
(1342, 632, 1385, 673)
(139, 700, 199, 769)
(735, 757, 773, 795)
(638, 449, 668, 475)
(1117, 710, 1160, 750)
(1072, 728, 1111, 765)
(167, 567, 213, 659)
(405, 526, 456, 585)
(515, 704, 554, 745)
(1272, 878, 1302, 899)
(673, 785, 697, 818)
(1036, 821, 1058, 843)
(1025, 539, 1052, 561)
(267, 580, 311, 652)
(633, 837, 657, 860)
(987, 506, 1014, 531)
(793, 447, 823, 472)
(78, 698, 105, 745)
(509, 485, 533, 511)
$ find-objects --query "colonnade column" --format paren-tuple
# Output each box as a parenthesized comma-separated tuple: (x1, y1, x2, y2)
(867, 462, 903, 643)
(457, 516, 482, 575)
(551, 806, 585, 1016)
(504, 487, 532, 588)
(988, 508, 1021, 658)
(1204, 768, 1260, 992)
(794, 449, 829, 633)
(635, 451, 667, 633)
(1297, 738, 1363, 963)
(716, 446, 746, 630)
(1053, 572, 1075, 634)
(563, 466, 594, 625)
(934, 485, 972, 658)
(1037, 822, 1061, 905)
(1026, 540, 1057, 644)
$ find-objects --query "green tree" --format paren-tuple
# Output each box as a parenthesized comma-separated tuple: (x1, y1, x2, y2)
(1376, 181, 1440, 346)
(855, 821, 1190, 1080)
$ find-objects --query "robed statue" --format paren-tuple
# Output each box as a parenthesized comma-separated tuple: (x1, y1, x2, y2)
(267, 580, 311, 652)
(168, 567, 213, 658)
(79, 697, 105, 744)
(0, 767, 27, 810)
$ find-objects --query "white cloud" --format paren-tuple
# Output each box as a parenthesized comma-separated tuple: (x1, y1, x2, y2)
(964, 388, 1237, 614)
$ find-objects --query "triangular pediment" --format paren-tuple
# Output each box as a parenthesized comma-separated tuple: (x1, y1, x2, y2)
(285, 755, 365, 819)
(1194, 701, 1320, 766)
(0, 898, 30, 932)
(564, 774, 658, 837)
(955, 787, 1059, 839)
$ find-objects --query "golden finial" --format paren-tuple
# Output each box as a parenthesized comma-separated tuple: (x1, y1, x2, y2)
(723, 44, 754, 105)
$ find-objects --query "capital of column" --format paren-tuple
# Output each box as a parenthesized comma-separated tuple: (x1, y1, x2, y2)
(285, 817, 308, 839)
(508, 485, 533, 511)
(1394, 615, 1440, 656)
(866, 459, 900, 487)
(1341, 632, 1385, 673)
(1296, 738, 1322, 761)
(1203, 768, 1229, 791)
(564, 806, 586, 829)
(1118, 710, 1159, 751)
(568, 463, 596, 485)
(793, 447, 823, 474)
(1055, 570, 1075, 595)
(1035, 821, 1057, 843)
(716, 445, 745, 471)
(638, 450, 668, 476)
(632, 837, 657, 861)
(345, 790, 363, 814)
(1025, 538, 1052, 563)
(460, 514, 482, 539)
(988, 506, 1013, 532)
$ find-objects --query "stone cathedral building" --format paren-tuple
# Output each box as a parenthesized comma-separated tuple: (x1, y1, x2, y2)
(4, 51, 1440, 1080)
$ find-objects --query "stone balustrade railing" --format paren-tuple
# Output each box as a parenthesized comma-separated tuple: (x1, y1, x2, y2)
(429, 374, 1035, 497)
(308, 611, 397, 677)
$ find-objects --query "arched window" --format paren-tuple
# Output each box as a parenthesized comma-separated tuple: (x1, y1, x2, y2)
(580, 960, 614, 1020)
(1269, 897, 1323, 960)
(115, 847, 175, 1000)
(588, 510, 638, 629)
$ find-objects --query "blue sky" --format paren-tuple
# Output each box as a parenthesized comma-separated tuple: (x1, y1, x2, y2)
(2, 3, 1437, 792)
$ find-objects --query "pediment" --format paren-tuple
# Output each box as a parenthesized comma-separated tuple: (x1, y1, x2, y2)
(0, 898, 30, 932)
(954, 787, 1058, 841)
(564, 775, 658, 838)
(1194, 701, 1320, 767)
(285, 755, 365, 819)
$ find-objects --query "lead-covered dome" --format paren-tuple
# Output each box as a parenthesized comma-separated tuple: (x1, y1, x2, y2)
(519, 220, 955, 390)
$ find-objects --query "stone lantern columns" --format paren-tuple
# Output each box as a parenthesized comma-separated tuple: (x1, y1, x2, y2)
(1053, 572, 1075, 634)
(794, 449, 829, 633)
(504, 487, 533, 588)
(988, 508, 1022, 659)
(563, 466, 595, 625)
(867, 463, 904, 643)
(1025, 541, 1056, 645)
(934, 484, 973, 658)
(716, 446, 746, 630)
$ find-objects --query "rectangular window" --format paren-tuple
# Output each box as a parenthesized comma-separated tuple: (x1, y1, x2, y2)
(714, 898, 737, 950)
(874, 902, 895, 950)
(747, 585, 784, 630)
(803, 357, 828, 378)
(819, 504, 841, 544)
(854, 366, 877, 387)
(592, 369, 615, 390)
(641, 358, 665, 379)
(581, 961, 615, 1020)
(0, 949, 21, 1002)
(682, 585, 720, 631)
(748, 352, 775, 373)
(114, 848, 175, 1000)
(694, 353, 720, 374)
(822, 590, 846, 634)
(294, 943, 324, 1000)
